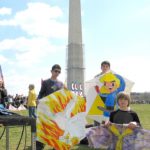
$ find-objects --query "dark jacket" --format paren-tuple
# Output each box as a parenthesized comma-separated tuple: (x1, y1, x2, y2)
(38, 79, 63, 99)
(0, 88, 7, 106)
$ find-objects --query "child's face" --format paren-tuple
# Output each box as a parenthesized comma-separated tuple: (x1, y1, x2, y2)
(101, 64, 110, 74)
(118, 98, 129, 109)
(51, 69, 61, 78)
(29, 86, 33, 90)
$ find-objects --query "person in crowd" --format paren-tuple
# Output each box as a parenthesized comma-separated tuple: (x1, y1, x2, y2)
(27, 84, 37, 118)
(105, 91, 141, 128)
(36, 64, 64, 150)
(0, 80, 7, 108)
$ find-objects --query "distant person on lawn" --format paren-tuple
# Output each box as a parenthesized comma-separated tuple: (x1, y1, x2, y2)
(27, 84, 37, 118)
(0, 80, 7, 108)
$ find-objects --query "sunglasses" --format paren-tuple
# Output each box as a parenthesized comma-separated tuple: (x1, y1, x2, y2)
(54, 70, 61, 73)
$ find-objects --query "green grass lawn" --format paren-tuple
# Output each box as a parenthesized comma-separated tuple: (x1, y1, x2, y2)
(0, 104, 150, 150)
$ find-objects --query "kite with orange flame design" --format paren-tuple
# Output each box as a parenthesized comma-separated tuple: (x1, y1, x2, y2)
(37, 88, 86, 150)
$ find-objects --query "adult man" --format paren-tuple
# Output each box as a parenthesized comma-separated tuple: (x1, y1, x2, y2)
(36, 64, 64, 150)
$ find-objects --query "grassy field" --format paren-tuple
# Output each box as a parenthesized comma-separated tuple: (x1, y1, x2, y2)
(0, 104, 150, 150)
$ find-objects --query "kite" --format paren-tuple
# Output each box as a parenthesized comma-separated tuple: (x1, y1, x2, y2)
(86, 124, 150, 150)
(36, 88, 86, 150)
(85, 71, 134, 123)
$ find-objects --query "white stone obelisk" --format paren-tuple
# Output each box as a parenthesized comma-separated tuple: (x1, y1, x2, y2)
(67, 0, 85, 96)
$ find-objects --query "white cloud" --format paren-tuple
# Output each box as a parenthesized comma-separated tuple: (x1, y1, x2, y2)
(0, 2, 68, 95)
(14, 2, 68, 38)
(0, 2, 68, 38)
(0, 7, 12, 15)
(0, 55, 8, 63)
(0, 36, 65, 67)
(0, 19, 17, 26)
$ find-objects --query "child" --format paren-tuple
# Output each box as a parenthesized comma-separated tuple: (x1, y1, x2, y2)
(95, 60, 111, 78)
(100, 60, 111, 74)
(86, 92, 143, 149)
(27, 84, 37, 118)
(36, 64, 64, 150)
(94, 60, 111, 126)
(105, 91, 141, 129)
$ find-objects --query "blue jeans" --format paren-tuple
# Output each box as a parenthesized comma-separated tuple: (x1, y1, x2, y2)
(28, 106, 36, 118)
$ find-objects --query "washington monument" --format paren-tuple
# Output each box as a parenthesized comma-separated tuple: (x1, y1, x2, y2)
(66, 0, 85, 96)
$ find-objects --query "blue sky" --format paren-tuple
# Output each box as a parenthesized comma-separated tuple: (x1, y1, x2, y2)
(0, 0, 150, 96)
